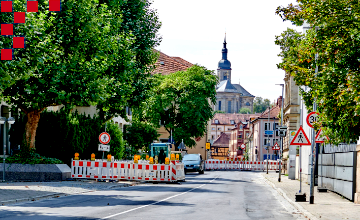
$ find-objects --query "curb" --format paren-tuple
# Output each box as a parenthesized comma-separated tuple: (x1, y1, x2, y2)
(262, 176, 319, 220)
(1, 182, 140, 206)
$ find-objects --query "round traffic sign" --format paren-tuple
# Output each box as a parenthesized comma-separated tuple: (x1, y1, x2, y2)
(240, 144, 246, 149)
(99, 132, 111, 144)
(306, 111, 319, 128)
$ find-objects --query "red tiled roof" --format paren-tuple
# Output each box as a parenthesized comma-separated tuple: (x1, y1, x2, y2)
(212, 133, 230, 148)
(212, 113, 261, 125)
(152, 50, 193, 75)
(259, 105, 280, 118)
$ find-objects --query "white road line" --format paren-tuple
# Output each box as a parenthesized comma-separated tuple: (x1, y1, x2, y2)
(101, 176, 218, 219)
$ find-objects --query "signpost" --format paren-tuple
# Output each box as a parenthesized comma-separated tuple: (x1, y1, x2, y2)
(291, 125, 311, 202)
(99, 132, 111, 159)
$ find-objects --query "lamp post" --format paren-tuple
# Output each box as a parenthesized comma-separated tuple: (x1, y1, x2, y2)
(0, 116, 15, 182)
(276, 84, 284, 182)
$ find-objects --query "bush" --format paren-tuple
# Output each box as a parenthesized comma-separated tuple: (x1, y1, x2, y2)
(9, 107, 125, 166)
(4, 148, 63, 164)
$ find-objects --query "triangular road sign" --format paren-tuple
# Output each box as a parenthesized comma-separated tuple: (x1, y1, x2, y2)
(290, 125, 311, 146)
(315, 129, 329, 143)
(272, 142, 280, 150)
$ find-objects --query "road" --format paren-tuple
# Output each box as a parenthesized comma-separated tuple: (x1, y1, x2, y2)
(0, 171, 305, 220)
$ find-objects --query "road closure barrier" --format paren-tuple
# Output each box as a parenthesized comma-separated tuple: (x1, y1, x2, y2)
(71, 160, 185, 182)
(205, 159, 280, 171)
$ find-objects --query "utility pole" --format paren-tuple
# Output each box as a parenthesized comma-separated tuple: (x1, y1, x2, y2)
(276, 84, 284, 182)
(267, 106, 270, 174)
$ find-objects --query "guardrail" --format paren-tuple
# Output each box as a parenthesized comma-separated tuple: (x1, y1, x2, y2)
(205, 159, 280, 171)
(71, 160, 185, 182)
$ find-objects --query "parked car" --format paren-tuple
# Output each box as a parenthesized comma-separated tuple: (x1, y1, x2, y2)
(182, 154, 204, 174)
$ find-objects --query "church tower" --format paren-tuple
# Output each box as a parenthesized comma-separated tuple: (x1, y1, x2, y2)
(217, 35, 232, 81)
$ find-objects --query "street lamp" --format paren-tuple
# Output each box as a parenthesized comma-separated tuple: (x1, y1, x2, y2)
(0, 116, 15, 182)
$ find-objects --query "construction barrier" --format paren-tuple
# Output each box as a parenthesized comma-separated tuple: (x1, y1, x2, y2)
(205, 160, 281, 171)
(71, 160, 185, 182)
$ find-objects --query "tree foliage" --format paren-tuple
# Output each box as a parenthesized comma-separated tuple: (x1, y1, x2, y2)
(0, 0, 160, 149)
(124, 121, 160, 151)
(9, 107, 125, 165)
(136, 65, 218, 148)
(275, 0, 360, 144)
(253, 97, 271, 114)
(239, 108, 251, 114)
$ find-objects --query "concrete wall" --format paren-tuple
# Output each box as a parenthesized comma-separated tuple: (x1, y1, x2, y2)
(318, 151, 356, 201)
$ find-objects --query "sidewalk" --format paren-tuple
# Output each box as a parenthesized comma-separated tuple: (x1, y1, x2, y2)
(0, 180, 139, 206)
(263, 172, 360, 220)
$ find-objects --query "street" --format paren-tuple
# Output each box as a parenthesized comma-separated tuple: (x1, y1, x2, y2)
(0, 171, 305, 220)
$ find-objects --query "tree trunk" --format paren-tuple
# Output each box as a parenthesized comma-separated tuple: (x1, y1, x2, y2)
(25, 110, 41, 149)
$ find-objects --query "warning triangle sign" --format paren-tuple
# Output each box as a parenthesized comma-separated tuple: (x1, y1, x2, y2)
(290, 125, 311, 146)
(315, 129, 329, 143)
(272, 142, 280, 150)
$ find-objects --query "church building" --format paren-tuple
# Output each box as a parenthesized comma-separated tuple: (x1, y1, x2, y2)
(214, 37, 255, 113)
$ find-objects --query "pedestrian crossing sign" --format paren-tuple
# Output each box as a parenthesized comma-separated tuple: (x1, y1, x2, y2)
(315, 129, 329, 143)
(290, 125, 311, 146)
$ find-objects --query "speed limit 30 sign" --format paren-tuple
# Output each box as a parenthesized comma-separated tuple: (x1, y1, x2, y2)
(306, 112, 319, 128)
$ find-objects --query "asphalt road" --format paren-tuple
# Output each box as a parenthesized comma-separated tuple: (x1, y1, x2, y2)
(0, 171, 306, 220)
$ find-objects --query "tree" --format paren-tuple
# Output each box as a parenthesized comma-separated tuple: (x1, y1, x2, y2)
(140, 65, 218, 148)
(239, 108, 251, 114)
(253, 97, 271, 113)
(275, 0, 360, 144)
(0, 0, 160, 149)
(124, 121, 160, 151)
(213, 110, 225, 114)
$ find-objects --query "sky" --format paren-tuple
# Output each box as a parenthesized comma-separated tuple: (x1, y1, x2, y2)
(151, 0, 302, 103)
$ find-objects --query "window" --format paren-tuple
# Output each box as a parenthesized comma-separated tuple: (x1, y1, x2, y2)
(230, 120, 235, 125)
(228, 128, 232, 131)
(218, 127, 221, 131)
(275, 130, 280, 136)
(264, 138, 270, 146)
(228, 101, 231, 113)
(273, 139, 279, 145)
(212, 135, 214, 139)
(238, 134, 242, 139)
(212, 127, 215, 130)
(264, 123, 271, 130)
(273, 123, 279, 130)
(214, 119, 219, 124)
(218, 101, 221, 111)
(246, 102, 250, 106)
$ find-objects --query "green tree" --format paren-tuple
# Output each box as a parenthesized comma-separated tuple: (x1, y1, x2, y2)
(0, 0, 160, 149)
(213, 110, 225, 114)
(140, 65, 218, 148)
(275, 0, 360, 144)
(239, 108, 251, 114)
(124, 121, 160, 151)
(253, 97, 271, 113)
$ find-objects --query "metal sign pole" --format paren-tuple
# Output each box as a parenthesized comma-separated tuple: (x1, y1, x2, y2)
(310, 99, 316, 204)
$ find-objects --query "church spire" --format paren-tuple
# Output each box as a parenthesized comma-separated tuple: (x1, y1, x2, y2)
(222, 33, 228, 60)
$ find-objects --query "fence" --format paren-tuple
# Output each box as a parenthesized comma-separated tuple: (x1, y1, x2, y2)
(71, 160, 185, 182)
(318, 143, 357, 201)
(205, 159, 280, 171)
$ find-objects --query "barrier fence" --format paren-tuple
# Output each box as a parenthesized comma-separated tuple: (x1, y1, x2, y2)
(205, 159, 280, 171)
(71, 160, 185, 182)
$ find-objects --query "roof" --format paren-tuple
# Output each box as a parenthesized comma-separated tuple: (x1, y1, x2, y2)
(212, 113, 261, 125)
(259, 105, 280, 119)
(152, 50, 193, 75)
(216, 80, 254, 97)
(212, 133, 230, 148)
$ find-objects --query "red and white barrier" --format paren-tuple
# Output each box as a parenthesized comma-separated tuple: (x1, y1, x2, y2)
(205, 160, 281, 172)
(71, 160, 185, 182)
